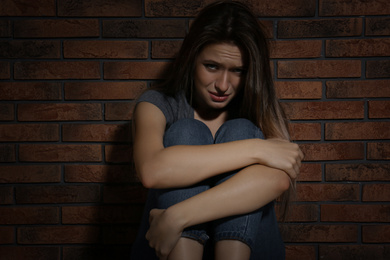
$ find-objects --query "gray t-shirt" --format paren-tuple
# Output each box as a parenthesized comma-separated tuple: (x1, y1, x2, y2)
(136, 90, 194, 130)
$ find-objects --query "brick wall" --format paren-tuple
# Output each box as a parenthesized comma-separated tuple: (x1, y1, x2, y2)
(0, 0, 389, 259)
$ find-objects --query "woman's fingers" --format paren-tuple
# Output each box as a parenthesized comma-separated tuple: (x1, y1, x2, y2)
(146, 208, 183, 259)
(264, 139, 303, 179)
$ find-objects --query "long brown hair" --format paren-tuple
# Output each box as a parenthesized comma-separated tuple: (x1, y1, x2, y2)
(156, 0, 293, 219)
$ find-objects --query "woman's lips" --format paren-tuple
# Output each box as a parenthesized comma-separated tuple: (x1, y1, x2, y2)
(209, 92, 229, 102)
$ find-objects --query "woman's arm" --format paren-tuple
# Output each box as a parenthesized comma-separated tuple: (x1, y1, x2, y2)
(133, 102, 303, 189)
(146, 164, 291, 259)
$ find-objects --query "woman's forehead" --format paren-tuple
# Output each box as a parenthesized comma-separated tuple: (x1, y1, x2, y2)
(197, 43, 245, 66)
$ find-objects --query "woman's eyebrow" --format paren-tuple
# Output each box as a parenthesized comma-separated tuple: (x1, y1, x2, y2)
(202, 59, 245, 69)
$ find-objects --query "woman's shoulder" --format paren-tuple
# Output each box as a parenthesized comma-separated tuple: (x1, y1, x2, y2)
(137, 89, 193, 128)
(137, 89, 166, 102)
(137, 89, 187, 107)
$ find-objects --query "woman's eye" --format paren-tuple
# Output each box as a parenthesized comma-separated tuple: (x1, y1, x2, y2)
(232, 68, 245, 74)
(204, 64, 218, 70)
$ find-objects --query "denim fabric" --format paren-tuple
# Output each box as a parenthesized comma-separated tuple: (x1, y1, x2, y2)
(130, 118, 285, 259)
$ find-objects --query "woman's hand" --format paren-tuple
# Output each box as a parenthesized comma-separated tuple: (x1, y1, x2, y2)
(146, 208, 184, 260)
(257, 138, 304, 180)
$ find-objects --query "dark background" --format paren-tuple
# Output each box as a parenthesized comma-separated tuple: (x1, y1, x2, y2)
(0, 0, 389, 259)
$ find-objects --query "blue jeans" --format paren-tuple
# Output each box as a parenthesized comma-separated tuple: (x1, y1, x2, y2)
(130, 119, 285, 260)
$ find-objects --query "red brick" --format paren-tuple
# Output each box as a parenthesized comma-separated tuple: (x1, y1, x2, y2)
(298, 163, 322, 182)
(296, 184, 359, 202)
(366, 17, 390, 36)
(300, 143, 364, 161)
(145, 0, 316, 17)
(325, 122, 390, 140)
(64, 165, 138, 183)
(0, 82, 61, 100)
(58, 0, 142, 17)
(281, 224, 358, 242)
(14, 61, 100, 80)
(103, 185, 148, 204)
(0, 40, 60, 58)
(276, 204, 318, 222)
(19, 144, 102, 162)
(326, 39, 390, 57)
(105, 145, 133, 163)
(0, 104, 14, 121)
(105, 102, 135, 120)
(102, 20, 186, 38)
(278, 18, 362, 38)
(64, 82, 146, 100)
(0, 186, 13, 204)
(366, 60, 390, 78)
(62, 124, 131, 142)
(320, 245, 390, 260)
(275, 81, 322, 100)
(363, 184, 390, 202)
(367, 142, 390, 160)
(285, 245, 316, 260)
(0, 124, 59, 141)
(319, 0, 390, 16)
(0, 20, 11, 37)
(152, 40, 182, 59)
(62, 205, 143, 224)
(247, 0, 316, 17)
(144, 0, 211, 17)
(62, 245, 133, 259)
(0, 247, 60, 260)
(0, 165, 61, 183)
(0, 0, 55, 16)
(18, 226, 100, 244)
(362, 225, 390, 243)
(321, 204, 390, 222)
(326, 80, 390, 98)
(278, 60, 361, 78)
(63, 40, 148, 59)
(0, 144, 16, 162)
(104, 61, 170, 79)
(14, 19, 99, 38)
(270, 40, 322, 58)
(0, 227, 14, 244)
(16, 185, 100, 204)
(282, 101, 364, 120)
(0, 207, 58, 224)
(18, 103, 102, 121)
(0, 61, 10, 79)
(289, 123, 321, 141)
(326, 163, 390, 181)
(369, 100, 390, 119)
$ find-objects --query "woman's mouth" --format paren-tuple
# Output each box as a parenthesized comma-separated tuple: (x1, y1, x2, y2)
(209, 92, 229, 102)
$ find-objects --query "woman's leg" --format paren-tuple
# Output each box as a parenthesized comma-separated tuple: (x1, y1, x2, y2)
(212, 118, 285, 260)
(159, 119, 214, 259)
(131, 118, 214, 260)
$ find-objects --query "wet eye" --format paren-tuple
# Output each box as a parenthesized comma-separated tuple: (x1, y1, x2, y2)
(232, 68, 246, 75)
(204, 64, 218, 70)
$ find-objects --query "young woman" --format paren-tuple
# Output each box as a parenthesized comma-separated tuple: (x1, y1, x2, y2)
(130, 1, 303, 259)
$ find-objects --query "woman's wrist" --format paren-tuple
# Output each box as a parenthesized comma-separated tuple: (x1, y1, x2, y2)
(251, 138, 266, 165)
(165, 204, 192, 231)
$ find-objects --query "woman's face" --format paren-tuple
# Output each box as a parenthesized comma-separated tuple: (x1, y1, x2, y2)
(193, 42, 246, 112)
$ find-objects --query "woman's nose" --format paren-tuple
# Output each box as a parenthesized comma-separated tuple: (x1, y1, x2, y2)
(215, 71, 229, 92)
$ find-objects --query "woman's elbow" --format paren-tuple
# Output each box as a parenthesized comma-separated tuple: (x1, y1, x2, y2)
(136, 163, 168, 189)
(139, 175, 155, 189)
(136, 164, 157, 189)
(276, 170, 291, 193)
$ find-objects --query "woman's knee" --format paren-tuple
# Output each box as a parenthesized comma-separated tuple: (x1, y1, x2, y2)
(215, 118, 264, 143)
(164, 118, 213, 147)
